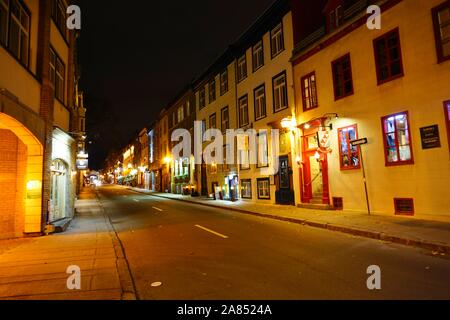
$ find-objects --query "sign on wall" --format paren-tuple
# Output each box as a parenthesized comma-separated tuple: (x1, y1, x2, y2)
(420, 125, 441, 149)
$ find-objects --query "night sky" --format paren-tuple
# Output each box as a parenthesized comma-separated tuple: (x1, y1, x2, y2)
(78, 0, 275, 170)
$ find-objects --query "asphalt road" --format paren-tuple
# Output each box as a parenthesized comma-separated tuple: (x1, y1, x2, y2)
(97, 185, 450, 300)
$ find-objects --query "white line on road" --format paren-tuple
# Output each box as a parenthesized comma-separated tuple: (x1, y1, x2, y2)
(195, 225, 229, 239)
(133, 199, 139, 202)
(152, 206, 163, 212)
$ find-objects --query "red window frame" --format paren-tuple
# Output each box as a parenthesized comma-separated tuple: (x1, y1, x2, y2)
(331, 53, 354, 100)
(373, 28, 404, 85)
(381, 111, 414, 167)
(301, 72, 318, 111)
(432, 1, 450, 63)
(445, 100, 450, 152)
(337, 124, 361, 170)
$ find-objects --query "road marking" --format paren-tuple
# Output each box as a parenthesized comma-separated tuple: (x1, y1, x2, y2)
(133, 199, 139, 202)
(195, 225, 229, 239)
(152, 206, 163, 212)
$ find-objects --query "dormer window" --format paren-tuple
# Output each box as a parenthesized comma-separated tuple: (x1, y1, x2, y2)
(328, 5, 343, 32)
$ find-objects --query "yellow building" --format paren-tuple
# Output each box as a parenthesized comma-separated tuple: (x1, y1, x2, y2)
(291, 0, 450, 217)
(0, 0, 82, 238)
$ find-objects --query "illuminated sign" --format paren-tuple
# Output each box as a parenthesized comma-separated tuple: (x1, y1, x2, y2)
(76, 159, 89, 170)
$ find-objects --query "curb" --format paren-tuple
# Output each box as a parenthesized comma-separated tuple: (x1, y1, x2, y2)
(94, 192, 138, 300)
(130, 188, 450, 255)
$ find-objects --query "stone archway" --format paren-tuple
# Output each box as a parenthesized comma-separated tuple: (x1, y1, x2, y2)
(0, 113, 44, 239)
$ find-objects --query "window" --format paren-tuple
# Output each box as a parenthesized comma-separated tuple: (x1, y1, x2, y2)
(432, 1, 450, 62)
(252, 40, 264, 71)
(209, 79, 216, 103)
(221, 106, 229, 133)
(199, 88, 206, 109)
(338, 125, 360, 170)
(394, 198, 415, 216)
(177, 106, 184, 123)
(237, 54, 247, 82)
(272, 71, 288, 112)
(301, 72, 318, 111)
(51, 0, 68, 39)
(374, 28, 404, 84)
(7, 0, 29, 66)
(257, 131, 269, 168)
(238, 95, 249, 127)
(239, 134, 250, 170)
(381, 112, 413, 166)
(444, 101, 450, 152)
(220, 69, 228, 95)
(257, 178, 270, 200)
(241, 179, 252, 199)
(201, 119, 206, 137)
(254, 84, 266, 121)
(328, 5, 343, 32)
(332, 53, 353, 100)
(209, 113, 216, 129)
(186, 101, 190, 116)
(0, 0, 8, 45)
(50, 47, 65, 103)
(270, 23, 284, 58)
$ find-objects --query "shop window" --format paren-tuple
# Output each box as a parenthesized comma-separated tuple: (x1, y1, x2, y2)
(338, 125, 360, 170)
(301, 72, 318, 111)
(394, 198, 414, 216)
(381, 112, 414, 166)
(432, 1, 450, 63)
(373, 28, 404, 84)
(241, 179, 252, 199)
(257, 178, 270, 200)
(332, 53, 353, 100)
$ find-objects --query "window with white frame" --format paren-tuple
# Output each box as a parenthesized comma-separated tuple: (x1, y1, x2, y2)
(220, 69, 228, 95)
(254, 85, 266, 121)
(257, 178, 270, 199)
(237, 54, 247, 82)
(50, 47, 65, 102)
(8, 0, 29, 66)
(238, 95, 249, 127)
(252, 40, 264, 71)
(257, 131, 269, 168)
(270, 22, 284, 58)
(273, 72, 288, 112)
(238, 134, 250, 170)
(241, 179, 252, 199)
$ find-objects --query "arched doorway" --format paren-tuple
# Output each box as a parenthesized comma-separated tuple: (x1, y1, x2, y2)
(0, 113, 43, 239)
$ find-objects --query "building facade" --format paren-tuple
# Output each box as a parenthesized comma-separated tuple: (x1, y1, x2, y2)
(290, 0, 450, 217)
(0, 0, 83, 239)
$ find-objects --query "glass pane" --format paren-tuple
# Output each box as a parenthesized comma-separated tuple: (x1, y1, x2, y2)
(386, 133, 396, 147)
(384, 117, 395, 133)
(443, 41, 450, 57)
(397, 129, 410, 146)
(9, 21, 20, 58)
(399, 145, 411, 161)
(390, 61, 402, 76)
(387, 147, 398, 162)
(438, 7, 450, 24)
(20, 31, 28, 64)
(0, 6, 7, 44)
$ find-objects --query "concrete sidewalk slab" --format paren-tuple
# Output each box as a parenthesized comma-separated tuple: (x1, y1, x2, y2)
(128, 187, 450, 254)
(0, 188, 137, 300)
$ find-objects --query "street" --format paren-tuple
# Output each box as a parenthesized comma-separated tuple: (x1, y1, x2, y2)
(97, 185, 450, 300)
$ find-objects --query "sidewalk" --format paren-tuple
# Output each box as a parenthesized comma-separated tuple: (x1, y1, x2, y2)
(0, 188, 136, 300)
(129, 187, 450, 254)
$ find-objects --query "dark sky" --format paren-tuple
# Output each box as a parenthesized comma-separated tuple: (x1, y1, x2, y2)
(78, 0, 275, 170)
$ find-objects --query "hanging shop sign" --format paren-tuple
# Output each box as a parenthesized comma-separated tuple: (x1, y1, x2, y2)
(76, 159, 89, 170)
(420, 125, 441, 149)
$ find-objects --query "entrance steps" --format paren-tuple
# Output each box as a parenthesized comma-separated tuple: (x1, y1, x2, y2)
(297, 201, 334, 211)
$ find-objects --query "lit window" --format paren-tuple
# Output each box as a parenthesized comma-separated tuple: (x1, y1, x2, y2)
(273, 72, 288, 112)
(270, 23, 284, 58)
(432, 1, 450, 62)
(241, 179, 252, 199)
(238, 95, 249, 127)
(252, 40, 264, 71)
(374, 28, 404, 84)
(338, 125, 360, 170)
(301, 72, 318, 111)
(254, 85, 266, 121)
(382, 112, 413, 166)
(257, 178, 270, 199)
(237, 54, 247, 82)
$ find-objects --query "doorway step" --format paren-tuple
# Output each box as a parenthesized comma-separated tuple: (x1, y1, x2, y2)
(297, 201, 334, 210)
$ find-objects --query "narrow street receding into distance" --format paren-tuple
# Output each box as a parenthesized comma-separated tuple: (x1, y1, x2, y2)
(97, 185, 450, 300)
